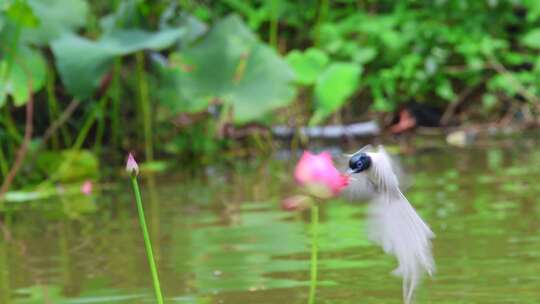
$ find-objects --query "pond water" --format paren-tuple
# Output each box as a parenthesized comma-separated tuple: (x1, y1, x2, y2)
(2, 138, 540, 303)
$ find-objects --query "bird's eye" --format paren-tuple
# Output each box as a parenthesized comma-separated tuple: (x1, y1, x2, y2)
(349, 153, 371, 173)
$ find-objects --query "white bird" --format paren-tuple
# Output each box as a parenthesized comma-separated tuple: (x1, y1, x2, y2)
(344, 145, 435, 304)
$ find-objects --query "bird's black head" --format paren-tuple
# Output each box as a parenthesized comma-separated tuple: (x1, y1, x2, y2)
(348, 152, 372, 174)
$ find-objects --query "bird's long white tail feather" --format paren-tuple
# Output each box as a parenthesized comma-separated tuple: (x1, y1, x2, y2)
(367, 193, 435, 304)
(366, 146, 435, 304)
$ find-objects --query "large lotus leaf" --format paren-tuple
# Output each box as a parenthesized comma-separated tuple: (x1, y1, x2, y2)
(162, 15, 296, 123)
(51, 28, 185, 99)
(286, 48, 329, 85)
(158, 69, 198, 113)
(0, 46, 46, 107)
(229, 44, 296, 122)
(311, 62, 361, 124)
(160, 12, 208, 47)
(23, 0, 88, 45)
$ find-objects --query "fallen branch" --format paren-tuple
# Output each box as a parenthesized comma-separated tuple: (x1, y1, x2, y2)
(488, 57, 540, 104)
(41, 98, 80, 144)
(272, 121, 380, 139)
(440, 77, 486, 126)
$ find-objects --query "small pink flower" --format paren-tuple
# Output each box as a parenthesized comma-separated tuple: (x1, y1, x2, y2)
(294, 151, 349, 198)
(126, 153, 139, 177)
(80, 180, 93, 196)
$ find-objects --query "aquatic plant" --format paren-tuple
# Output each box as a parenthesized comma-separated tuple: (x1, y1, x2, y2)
(288, 151, 348, 304)
(126, 153, 164, 304)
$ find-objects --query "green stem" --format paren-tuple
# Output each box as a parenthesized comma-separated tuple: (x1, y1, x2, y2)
(308, 205, 319, 304)
(46, 64, 72, 148)
(111, 58, 122, 148)
(73, 104, 99, 150)
(314, 0, 329, 47)
(46, 65, 59, 149)
(94, 96, 108, 154)
(0, 144, 8, 179)
(3, 107, 22, 144)
(269, 0, 279, 49)
(136, 52, 153, 162)
(130, 176, 164, 304)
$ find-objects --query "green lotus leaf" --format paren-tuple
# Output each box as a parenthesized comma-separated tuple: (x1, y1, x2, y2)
(286, 48, 329, 85)
(0, 46, 46, 107)
(52, 27, 185, 99)
(23, 0, 88, 45)
(159, 15, 296, 124)
(311, 62, 361, 124)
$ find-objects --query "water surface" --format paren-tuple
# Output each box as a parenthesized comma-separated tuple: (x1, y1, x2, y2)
(2, 139, 540, 303)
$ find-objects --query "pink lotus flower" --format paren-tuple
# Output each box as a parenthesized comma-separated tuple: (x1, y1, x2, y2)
(80, 180, 93, 196)
(294, 151, 349, 198)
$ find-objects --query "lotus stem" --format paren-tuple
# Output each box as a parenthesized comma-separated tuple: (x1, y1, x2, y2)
(73, 100, 100, 150)
(130, 175, 164, 304)
(46, 63, 71, 148)
(308, 204, 319, 304)
(94, 96, 108, 153)
(111, 58, 122, 148)
(269, 0, 279, 49)
(0, 145, 8, 179)
(136, 52, 153, 162)
(314, 0, 329, 47)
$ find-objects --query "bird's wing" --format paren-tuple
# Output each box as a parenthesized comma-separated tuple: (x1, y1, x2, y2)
(366, 145, 435, 304)
(367, 193, 435, 304)
(366, 146, 401, 194)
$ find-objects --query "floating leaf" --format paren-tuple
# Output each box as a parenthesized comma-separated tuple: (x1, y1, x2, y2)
(3, 190, 52, 203)
(159, 15, 296, 124)
(311, 62, 361, 124)
(286, 48, 328, 85)
(52, 28, 185, 99)
(0, 46, 46, 107)
(14, 285, 65, 304)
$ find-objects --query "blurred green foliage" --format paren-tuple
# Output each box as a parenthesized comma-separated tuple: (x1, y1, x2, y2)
(1, 0, 540, 192)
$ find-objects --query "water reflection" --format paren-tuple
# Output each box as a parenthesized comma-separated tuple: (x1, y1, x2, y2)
(2, 140, 540, 303)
